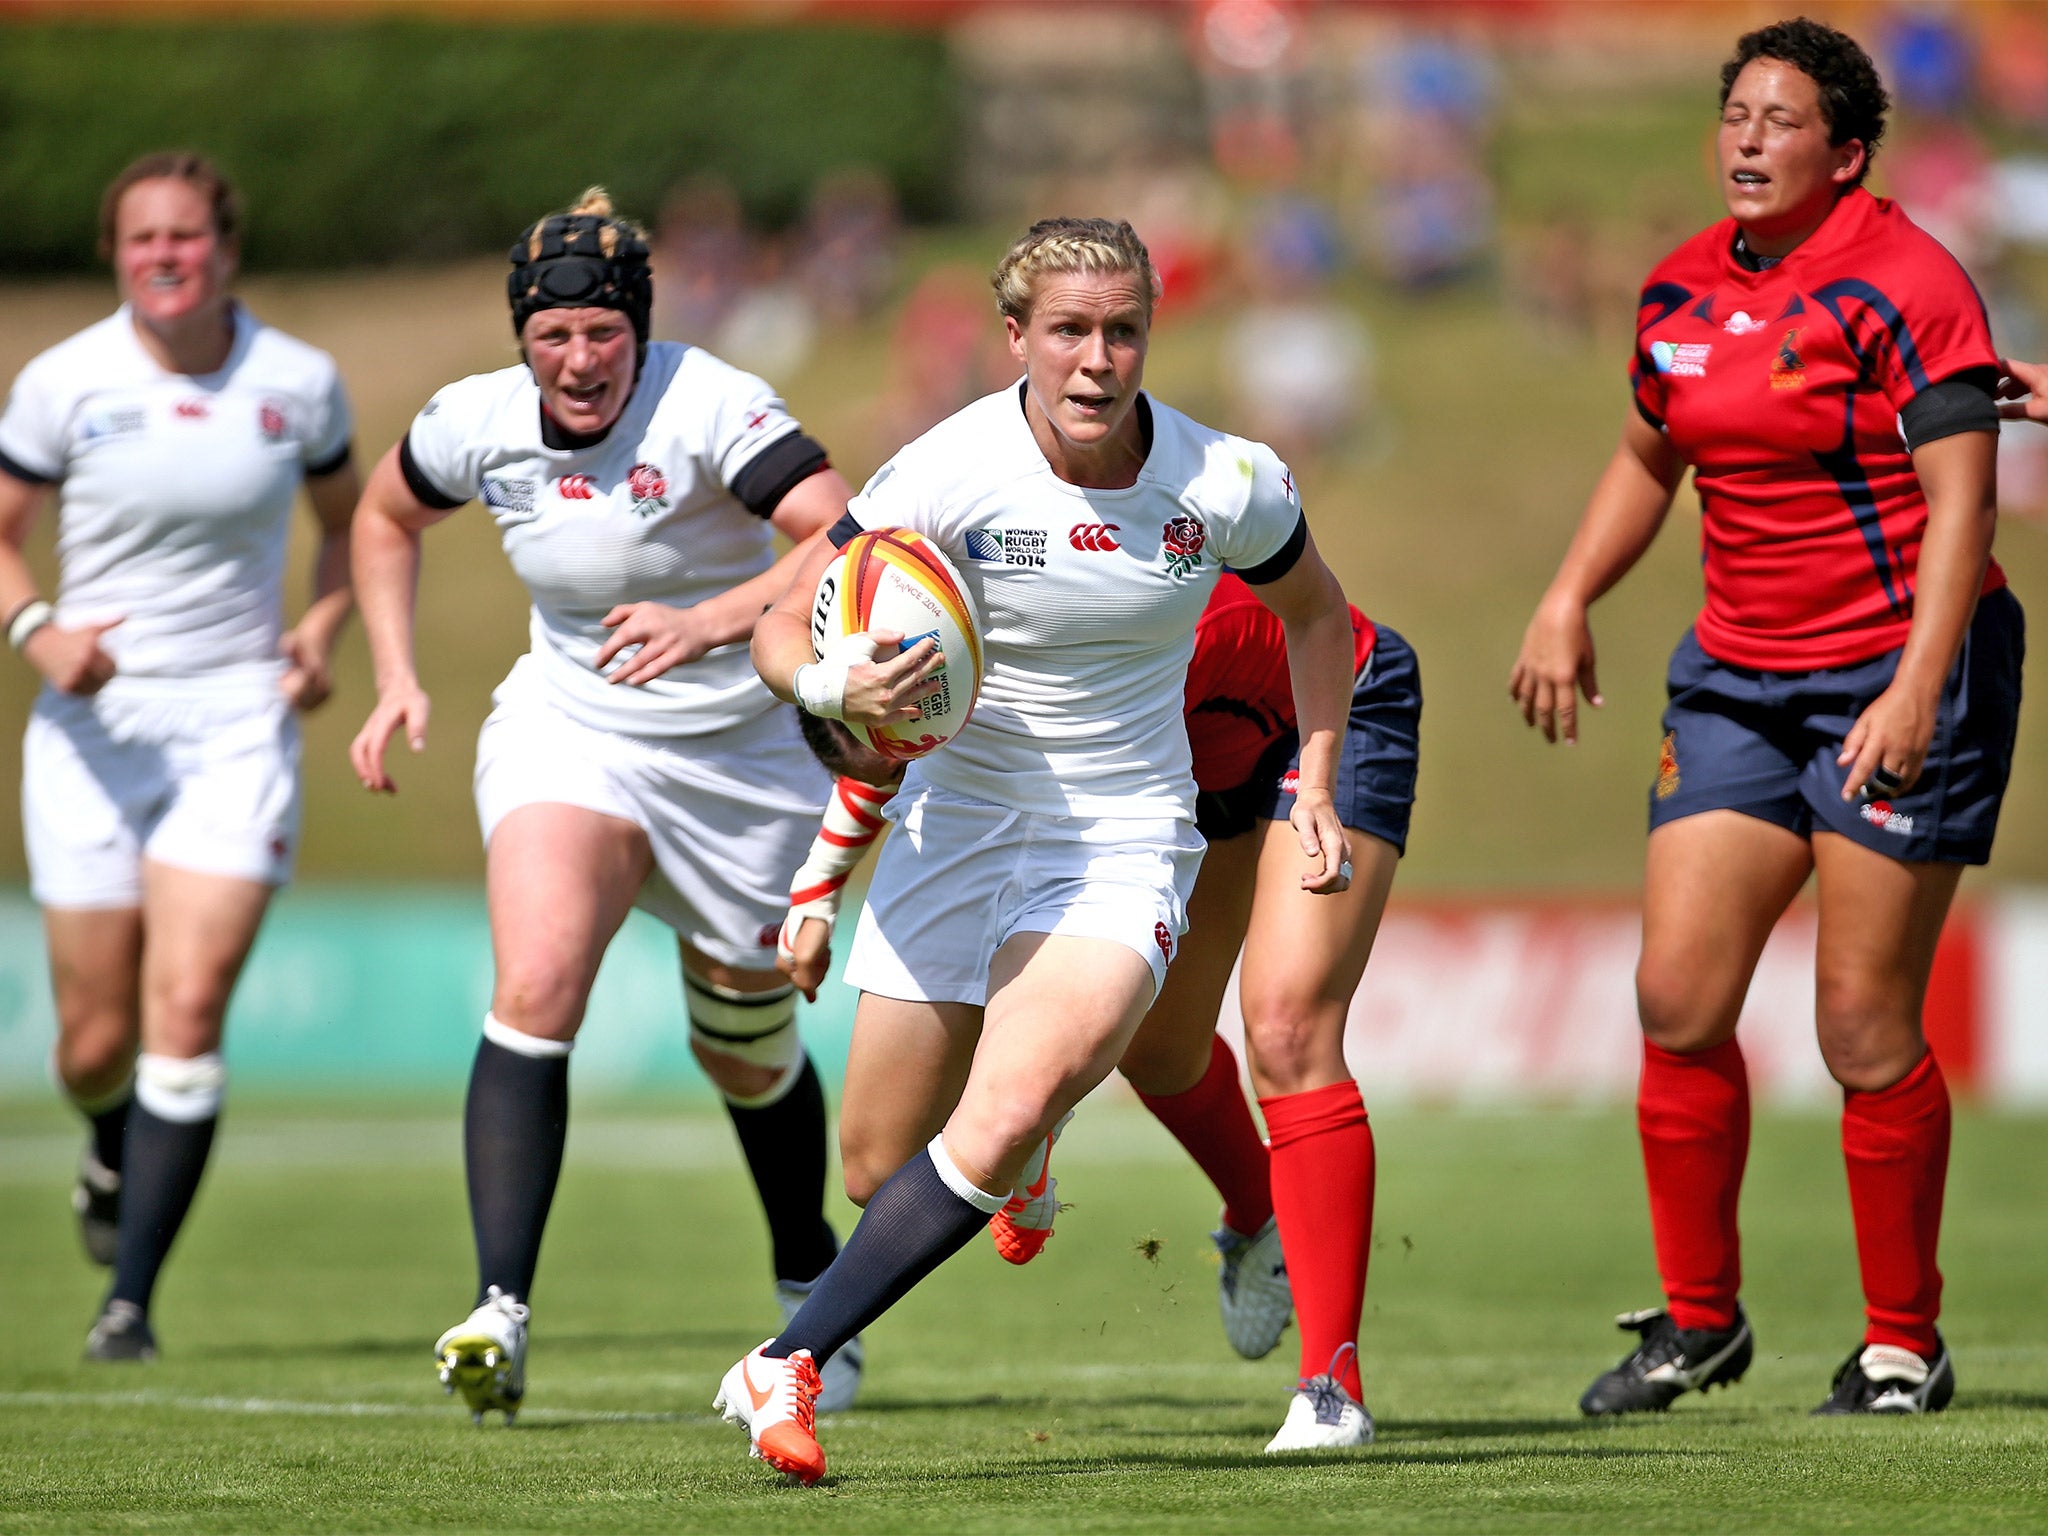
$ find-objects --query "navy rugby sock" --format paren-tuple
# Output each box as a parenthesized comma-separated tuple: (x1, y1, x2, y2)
(109, 1105, 217, 1311)
(724, 1054, 840, 1284)
(464, 1031, 569, 1305)
(765, 1142, 998, 1364)
(88, 1096, 132, 1175)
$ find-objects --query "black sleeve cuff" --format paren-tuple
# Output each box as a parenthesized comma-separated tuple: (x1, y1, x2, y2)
(398, 433, 467, 510)
(1633, 394, 1666, 431)
(1233, 512, 1307, 585)
(827, 510, 866, 549)
(0, 445, 55, 486)
(305, 439, 354, 479)
(729, 432, 831, 519)
(1901, 367, 2000, 452)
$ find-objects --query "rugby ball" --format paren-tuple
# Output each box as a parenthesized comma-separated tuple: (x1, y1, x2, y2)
(810, 528, 983, 761)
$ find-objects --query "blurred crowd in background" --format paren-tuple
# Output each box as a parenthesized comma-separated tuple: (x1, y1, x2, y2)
(647, 0, 2048, 504)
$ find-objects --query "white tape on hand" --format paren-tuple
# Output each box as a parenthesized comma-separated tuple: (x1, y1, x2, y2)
(793, 633, 880, 720)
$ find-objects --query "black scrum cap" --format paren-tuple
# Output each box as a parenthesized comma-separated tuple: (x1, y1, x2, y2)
(506, 212, 653, 351)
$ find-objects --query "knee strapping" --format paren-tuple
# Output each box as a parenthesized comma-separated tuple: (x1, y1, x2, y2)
(135, 1052, 225, 1124)
(684, 972, 802, 1092)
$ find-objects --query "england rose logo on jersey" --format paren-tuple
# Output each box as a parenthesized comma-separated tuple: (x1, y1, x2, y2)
(627, 462, 669, 517)
(1162, 513, 1207, 579)
(258, 400, 287, 440)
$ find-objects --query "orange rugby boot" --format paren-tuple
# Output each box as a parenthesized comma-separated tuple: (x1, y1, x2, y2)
(715, 1340, 827, 1484)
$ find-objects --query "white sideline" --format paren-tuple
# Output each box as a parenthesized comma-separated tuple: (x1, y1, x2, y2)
(0, 1390, 716, 1424)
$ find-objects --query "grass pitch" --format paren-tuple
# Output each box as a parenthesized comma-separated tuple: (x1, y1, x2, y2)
(2, 1094, 2046, 1533)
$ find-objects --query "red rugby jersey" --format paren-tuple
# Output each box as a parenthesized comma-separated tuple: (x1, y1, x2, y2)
(1184, 572, 1376, 792)
(1631, 188, 2003, 671)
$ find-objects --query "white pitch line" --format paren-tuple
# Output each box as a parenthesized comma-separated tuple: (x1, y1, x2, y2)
(0, 1390, 719, 1425)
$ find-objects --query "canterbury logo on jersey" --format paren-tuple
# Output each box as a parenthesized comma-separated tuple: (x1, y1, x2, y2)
(174, 398, 209, 420)
(1068, 523, 1121, 552)
(557, 475, 595, 499)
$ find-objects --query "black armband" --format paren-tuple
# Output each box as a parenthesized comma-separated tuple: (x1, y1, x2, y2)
(1901, 367, 1999, 452)
(305, 439, 354, 479)
(398, 433, 468, 510)
(827, 510, 866, 549)
(729, 431, 830, 518)
(0, 446, 54, 486)
(1235, 512, 1308, 585)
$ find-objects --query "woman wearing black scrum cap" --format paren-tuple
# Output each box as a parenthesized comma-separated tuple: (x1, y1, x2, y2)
(347, 189, 863, 1422)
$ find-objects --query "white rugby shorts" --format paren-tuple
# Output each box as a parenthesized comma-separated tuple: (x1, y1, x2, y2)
(473, 670, 830, 969)
(23, 682, 300, 908)
(844, 779, 1205, 1007)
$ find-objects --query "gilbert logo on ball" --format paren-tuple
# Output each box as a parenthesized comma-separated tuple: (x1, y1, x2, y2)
(811, 528, 983, 761)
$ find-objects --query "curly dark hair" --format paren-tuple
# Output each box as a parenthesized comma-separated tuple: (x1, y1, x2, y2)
(1719, 17, 1888, 185)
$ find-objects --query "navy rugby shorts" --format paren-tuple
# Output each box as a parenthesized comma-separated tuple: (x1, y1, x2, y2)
(1647, 587, 2023, 865)
(1195, 624, 1422, 854)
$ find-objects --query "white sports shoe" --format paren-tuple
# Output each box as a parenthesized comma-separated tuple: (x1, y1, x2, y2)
(434, 1286, 529, 1424)
(715, 1339, 827, 1484)
(1214, 1215, 1292, 1359)
(776, 1279, 864, 1413)
(1264, 1360, 1375, 1453)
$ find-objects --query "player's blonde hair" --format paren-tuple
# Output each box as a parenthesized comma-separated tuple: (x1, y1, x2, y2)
(990, 217, 1160, 323)
(525, 186, 648, 260)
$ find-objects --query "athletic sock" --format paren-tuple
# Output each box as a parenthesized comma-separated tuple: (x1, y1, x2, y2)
(465, 1019, 571, 1305)
(1638, 1038, 1749, 1334)
(1261, 1079, 1374, 1402)
(109, 1054, 224, 1312)
(1134, 1035, 1274, 1235)
(1842, 1050, 1950, 1358)
(89, 1098, 131, 1174)
(65, 1076, 133, 1175)
(765, 1137, 1000, 1365)
(723, 1053, 840, 1283)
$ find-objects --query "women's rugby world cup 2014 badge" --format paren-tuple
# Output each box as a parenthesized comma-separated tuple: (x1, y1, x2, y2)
(1161, 513, 1207, 579)
(627, 462, 670, 516)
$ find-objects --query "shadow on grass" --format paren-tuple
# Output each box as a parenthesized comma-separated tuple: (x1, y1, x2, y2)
(1955, 1391, 2048, 1412)
(847, 1397, 1608, 1445)
(833, 1442, 1704, 1486)
(187, 1328, 757, 1362)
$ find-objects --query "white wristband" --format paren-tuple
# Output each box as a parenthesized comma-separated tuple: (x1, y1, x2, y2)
(792, 661, 846, 719)
(7, 599, 52, 652)
(792, 633, 880, 720)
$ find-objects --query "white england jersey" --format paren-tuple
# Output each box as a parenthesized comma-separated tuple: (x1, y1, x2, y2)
(404, 342, 811, 738)
(847, 385, 1304, 819)
(0, 304, 352, 693)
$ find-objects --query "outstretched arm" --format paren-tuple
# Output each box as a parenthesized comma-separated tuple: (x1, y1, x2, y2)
(348, 444, 458, 792)
(595, 466, 854, 686)
(1508, 409, 1685, 744)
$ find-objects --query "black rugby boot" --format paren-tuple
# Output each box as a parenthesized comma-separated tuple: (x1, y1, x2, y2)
(83, 1299, 158, 1363)
(1812, 1335, 1954, 1415)
(1579, 1304, 1753, 1416)
(72, 1149, 121, 1266)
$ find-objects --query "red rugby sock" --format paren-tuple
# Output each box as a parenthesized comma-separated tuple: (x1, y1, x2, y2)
(1134, 1035, 1273, 1236)
(1261, 1079, 1373, 1401)
(1638, 1038, 1748, 1333)
(1842, 1050, 1949, 1358)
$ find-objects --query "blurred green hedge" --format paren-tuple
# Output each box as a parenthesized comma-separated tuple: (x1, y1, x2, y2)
(0, 21, 956, 271)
